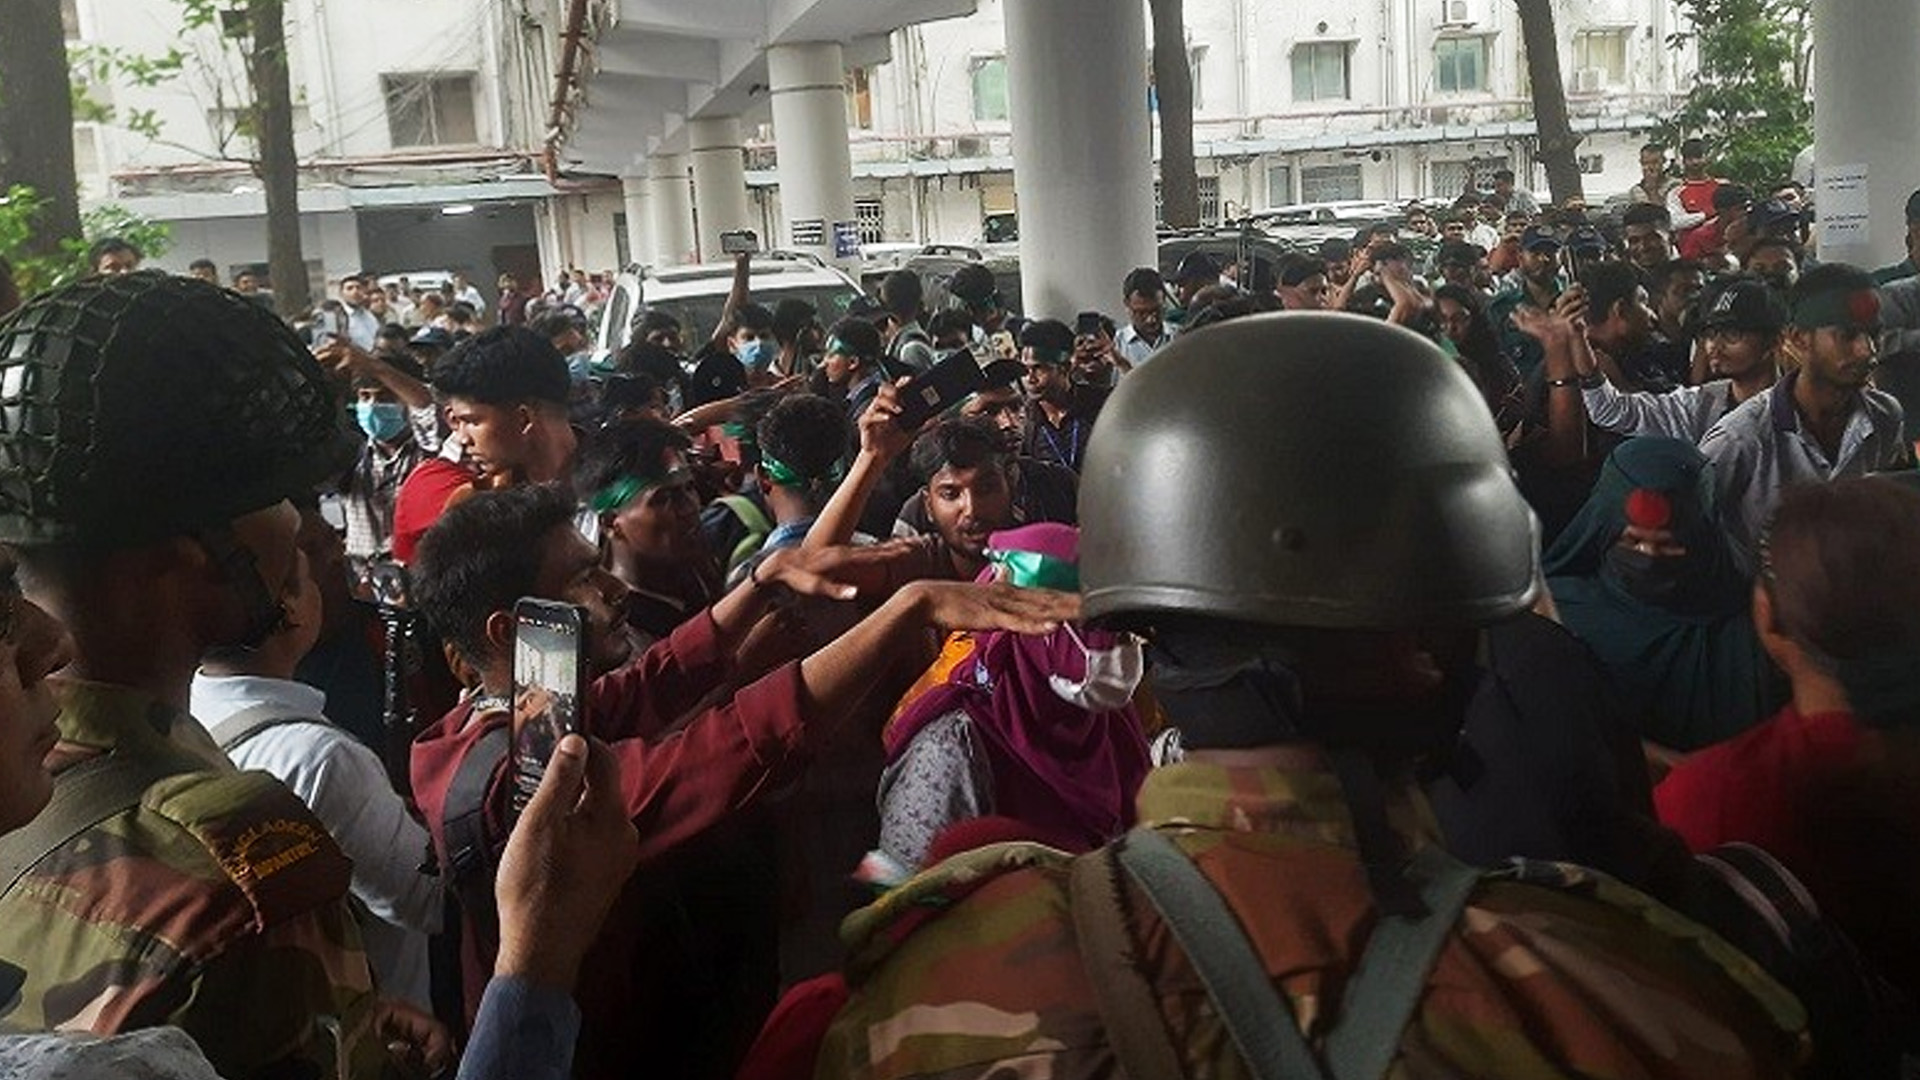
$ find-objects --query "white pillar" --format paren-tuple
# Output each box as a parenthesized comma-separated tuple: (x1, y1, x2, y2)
(646, 154, 696, 267)
(1813, 0, 1920, 270)
(766, 42, 858, 267)
(620, 174, 652, 269)
(1004, 0, 1157, 320)
(688, 116, 755, 262)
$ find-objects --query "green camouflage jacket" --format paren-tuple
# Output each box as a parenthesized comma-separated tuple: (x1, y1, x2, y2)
(0, 679, 385, 1079)
(818, 759, 1810, 1080)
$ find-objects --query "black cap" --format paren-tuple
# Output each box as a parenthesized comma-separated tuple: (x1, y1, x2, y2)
(1698, 278, 1786, 334)
(1566, 225, 1608, 254)
(1018, 318, 1075, 360)
(1748, 198, 1801, 234)
(1520, 225, 1562, 252)
(1172, 251, 1221, 284)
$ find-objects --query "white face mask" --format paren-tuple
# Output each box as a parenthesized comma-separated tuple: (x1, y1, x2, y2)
(1049, 623, 1145, 713)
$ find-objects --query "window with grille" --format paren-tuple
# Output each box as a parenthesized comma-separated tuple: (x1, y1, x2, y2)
(381, 73, 478, 148)
(970, 56, 1009, 123)
(854, 199, 885, 244)
(1266, 164, 1293, 207)
(1435, 37, 1489, 94)
(1291, 42, 1351, 103)
(1301, 164, 1364, 203)
(1198, 176, 1221, 225)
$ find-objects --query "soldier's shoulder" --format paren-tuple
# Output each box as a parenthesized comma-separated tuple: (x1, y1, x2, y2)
(841, 840, 1074, 980)
(1467, 860, 1809, 1060)
(6, 767, 353, 948)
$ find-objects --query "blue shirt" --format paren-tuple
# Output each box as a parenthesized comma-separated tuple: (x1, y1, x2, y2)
(457, 975, 581, 1080)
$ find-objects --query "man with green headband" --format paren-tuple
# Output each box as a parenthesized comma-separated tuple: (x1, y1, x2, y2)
(727, 394, 854, 587)
(820, 316, 888, 424)
(1701, 263, 1907, 575)
(1019, 319, 1108, 473)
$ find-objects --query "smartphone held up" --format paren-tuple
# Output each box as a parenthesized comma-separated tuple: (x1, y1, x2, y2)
(510, 599, 589, 815)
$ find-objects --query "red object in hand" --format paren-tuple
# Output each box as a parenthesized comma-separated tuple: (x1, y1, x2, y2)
(1625, 488, 1674, 530)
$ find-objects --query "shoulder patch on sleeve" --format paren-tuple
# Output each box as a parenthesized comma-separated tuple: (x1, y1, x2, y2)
(142, 770, 354, 932)
(842, 840, 1070, 979)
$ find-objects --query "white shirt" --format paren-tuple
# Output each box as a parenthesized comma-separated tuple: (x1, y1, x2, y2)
(454, 284, 486, 314)
(1115, 323, 1170, 369)
(1466, 222, 1502, 251)
(344, 304, 381, 351)
(1583, 377, 1741, 444)
(190, 672, 441, 1009)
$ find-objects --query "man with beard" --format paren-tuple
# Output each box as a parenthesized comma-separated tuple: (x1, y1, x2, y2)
(1019, 319, 1108, 473)
(1702, 264, 1907, 574)
(1487, 225, 1566, 377)
(893, 377, 1079, 535)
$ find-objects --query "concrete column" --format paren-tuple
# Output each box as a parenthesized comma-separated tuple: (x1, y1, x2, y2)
(766, 41, 858, 266)
(646, 154, 697, 267)
(688, 116, 755, 262)
(619, 174, 652, 268)
(1813, 0, 1920, 270)
(1004, 0, 1157, 319)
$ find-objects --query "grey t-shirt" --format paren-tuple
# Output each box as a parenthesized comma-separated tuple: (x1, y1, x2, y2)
(0, 1028, 225, 1079)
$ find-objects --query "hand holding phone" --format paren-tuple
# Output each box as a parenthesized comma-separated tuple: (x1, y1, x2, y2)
(510, 599, 588, 816)
(721, 230, 761, 256)
(892, 349, 1005, 432)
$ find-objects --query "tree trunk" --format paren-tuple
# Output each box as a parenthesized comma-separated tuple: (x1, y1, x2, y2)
(248, 0, 309, 315)
(1149, 0, 1199, 228)
(0, 0, 84, 259)
(1515, 0, 1582, 207)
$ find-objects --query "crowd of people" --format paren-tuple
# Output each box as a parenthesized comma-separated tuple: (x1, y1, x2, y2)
(0, 134, 1917, 1080)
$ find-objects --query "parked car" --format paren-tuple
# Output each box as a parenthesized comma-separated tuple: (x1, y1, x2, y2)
(377, 270, 454, 295)
(1156, 228, 1300, 293)
(594, 252, 865, 356)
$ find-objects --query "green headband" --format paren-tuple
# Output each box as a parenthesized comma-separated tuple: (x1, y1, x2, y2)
(761, 451, 846, 489)
(589, 465, 690, 513)
(1792, 287, 1882, 331)
(987, 548, 1080, 591)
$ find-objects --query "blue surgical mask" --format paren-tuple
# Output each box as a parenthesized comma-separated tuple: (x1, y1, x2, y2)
(735, 338, 776, 369)
(355, 400, 408, 442)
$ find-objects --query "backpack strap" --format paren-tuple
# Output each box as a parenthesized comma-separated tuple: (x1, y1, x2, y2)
(1322, 844, 1483, 1080)
(1113, 828, 1483, 1080)
(207, 704, 317, 753)
(717, 495, 773, 572)
(0, 752, 186, 898)
(441, 724, 511, 890)
(1067, 844, 1190, 1080)
(1116, 827, 1328, 1080)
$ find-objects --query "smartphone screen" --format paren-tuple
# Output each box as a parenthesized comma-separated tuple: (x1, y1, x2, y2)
(510, 600, 587, 814)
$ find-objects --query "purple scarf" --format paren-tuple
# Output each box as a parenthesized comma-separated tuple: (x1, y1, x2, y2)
(884, 623, 1151, 853)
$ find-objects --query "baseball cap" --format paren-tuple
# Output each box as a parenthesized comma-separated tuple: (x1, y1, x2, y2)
(1520, 225, 1562, 252)
(1171, 250, 1222, 284)
(1747, 198, 1801, 234)
(409, 325, 455, 351)
(1566, 225, 1608, 254)
(1698, 279, 1786, 335)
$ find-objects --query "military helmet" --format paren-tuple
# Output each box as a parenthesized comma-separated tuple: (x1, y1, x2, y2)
(0, 271, 357, 546)
(1078, 312, 1537, 630)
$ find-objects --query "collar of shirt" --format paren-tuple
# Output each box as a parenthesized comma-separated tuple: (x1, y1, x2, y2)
(764, 517, 816, 551)
(49, 677, 232, 772)
(1116, 324, 1168, 349)
(188, 671, 329, 732)
(1133, 759, 1442, 853)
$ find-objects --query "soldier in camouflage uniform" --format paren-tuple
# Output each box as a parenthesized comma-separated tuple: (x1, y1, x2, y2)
(0, 272, 446, 1079)
(814, 314, 1811, 1079)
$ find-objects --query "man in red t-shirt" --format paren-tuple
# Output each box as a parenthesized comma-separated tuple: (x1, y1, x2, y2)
(391, 327, 578, 562)
(1666, 136, 1726, 235)
(1656, 476, 1920, 1000)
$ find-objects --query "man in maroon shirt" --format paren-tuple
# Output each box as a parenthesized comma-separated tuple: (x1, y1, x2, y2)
(408, 484, 1074, 1078)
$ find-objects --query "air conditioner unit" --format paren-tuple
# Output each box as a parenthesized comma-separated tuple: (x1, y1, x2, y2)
(1440, 0, 1473, 26)
(1572, 67, 1605, 93)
